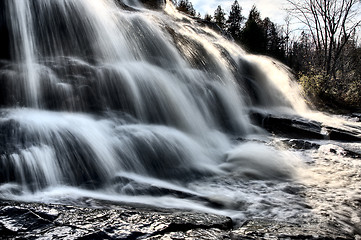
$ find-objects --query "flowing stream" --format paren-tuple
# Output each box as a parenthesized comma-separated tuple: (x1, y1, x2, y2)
(0, 0, 360, 236)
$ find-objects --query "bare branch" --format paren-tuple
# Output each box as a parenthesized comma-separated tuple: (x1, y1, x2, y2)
(286, 0, 361, 75)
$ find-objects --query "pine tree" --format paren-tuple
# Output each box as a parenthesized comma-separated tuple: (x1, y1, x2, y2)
(240, 5, 266, 54)
(177, 0, 188, 13)
(262, 17, 285, 61)
(188, 2, 196, 16)
(214, 5, 226, 30)
(204, 13, 212, 22)
(176, 0, 196, 16)
(227, 0, 244, 41)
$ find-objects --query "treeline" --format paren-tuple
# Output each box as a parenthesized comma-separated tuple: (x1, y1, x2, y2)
(173, 0, 286, 61)
(172, 0, 361, 112)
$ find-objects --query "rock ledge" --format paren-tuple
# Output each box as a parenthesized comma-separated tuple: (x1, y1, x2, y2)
(0, 201, 355, 239)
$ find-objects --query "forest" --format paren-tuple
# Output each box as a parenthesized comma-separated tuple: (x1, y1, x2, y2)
(173, 0, 361, 113)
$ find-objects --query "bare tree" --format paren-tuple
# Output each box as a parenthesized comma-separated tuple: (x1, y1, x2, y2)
(284, 14, 292, 58)
(287, 0, 361, 77)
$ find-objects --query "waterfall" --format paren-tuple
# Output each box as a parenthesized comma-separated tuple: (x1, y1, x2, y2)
(0, 0, 316, 217)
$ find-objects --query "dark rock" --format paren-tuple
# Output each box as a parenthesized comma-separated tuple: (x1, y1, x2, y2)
(0, 2, 11, 61)
(113, 0, 139, 11)
(282, 139, 320, 150)
(251, 111, 361, 143)
(140, 0, 166, 10)
(231, 219, 353, 240)
(0, 200, 356, 239)
(250, 112, 324, 139)
(0, 200, 232, 239)
(344, 149, 361, 158)
(322, 144, 361, 158)
(351, 113, 361, 122)
(324, 126, 361, 142)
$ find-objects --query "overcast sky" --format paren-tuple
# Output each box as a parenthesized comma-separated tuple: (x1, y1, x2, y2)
(192, 0, 290, 26)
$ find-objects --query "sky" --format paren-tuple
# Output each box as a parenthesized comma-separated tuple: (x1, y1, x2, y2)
(192, 0, 290, 26)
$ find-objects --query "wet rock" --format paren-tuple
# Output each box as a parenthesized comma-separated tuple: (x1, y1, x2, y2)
(140, 0, 166, 10)
(0, 2, 11, 61)
(1, 200, 356, 239)
(0, 201, 232, 239)
(113, 0, 139, 11)
(231, 219, 353, 240)
(250, 112, 324, 139)
(349, 113, 361, 122)
(150, 228, 232, 240)
(324, 126, 361, 142)
(319, 144, 361, 158)
(282, 139, 320, 150)
(251, 111, 361, 142)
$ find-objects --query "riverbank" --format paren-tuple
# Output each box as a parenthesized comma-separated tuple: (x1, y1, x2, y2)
(0, 200, 356, 239)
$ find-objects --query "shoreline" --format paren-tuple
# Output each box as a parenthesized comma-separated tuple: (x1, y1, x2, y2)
(0, 200, 355, 239)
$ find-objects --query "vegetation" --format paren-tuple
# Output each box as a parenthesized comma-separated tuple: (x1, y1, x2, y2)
(171, 0, 361, 112)
(226, 0, 244, 40)
(287, 0, 361, 111)
(213, 5, 226, 29)
(175, 0, 196, 16)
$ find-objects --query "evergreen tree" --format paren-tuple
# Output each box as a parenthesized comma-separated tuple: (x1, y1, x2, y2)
(177, 0, 187, 12)
(240, 5, 266, 54)
(188, 2, 196, 16)
(227, 0, 244, 41)
(262, 17, 285, 61)
(214, 5, 226, 29)
(204, 13, 212, 22)
(176, 0, 196, 16)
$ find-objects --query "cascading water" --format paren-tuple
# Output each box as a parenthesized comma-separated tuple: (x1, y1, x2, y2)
(0, 0, 360, 236)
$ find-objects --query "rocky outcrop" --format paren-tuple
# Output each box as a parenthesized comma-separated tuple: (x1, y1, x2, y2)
(251, 111, 361, 142)
(232, 219, 354, 240)
(251, 112, 324, 139)
(0, 201, 354, 239)
(0, 200, 232, 239)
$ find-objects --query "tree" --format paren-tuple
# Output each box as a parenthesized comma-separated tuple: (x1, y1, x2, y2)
(187, 2, 196, 16)
(176, 0, 188, 12)
(227, 0, 244, 40)
(214, 5, 226, 29)
(204, 13, 212, 22)
(176, 0, 196, 16)
(283, 15, 292, 59)
(288, 31, 313, 73)
(286, 0, 361, 78)
(240, 5, 267, 54)
(263, 17, 286, 61)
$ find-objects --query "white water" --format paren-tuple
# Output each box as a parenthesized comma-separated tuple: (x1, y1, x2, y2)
(0, 0, 360, 235)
